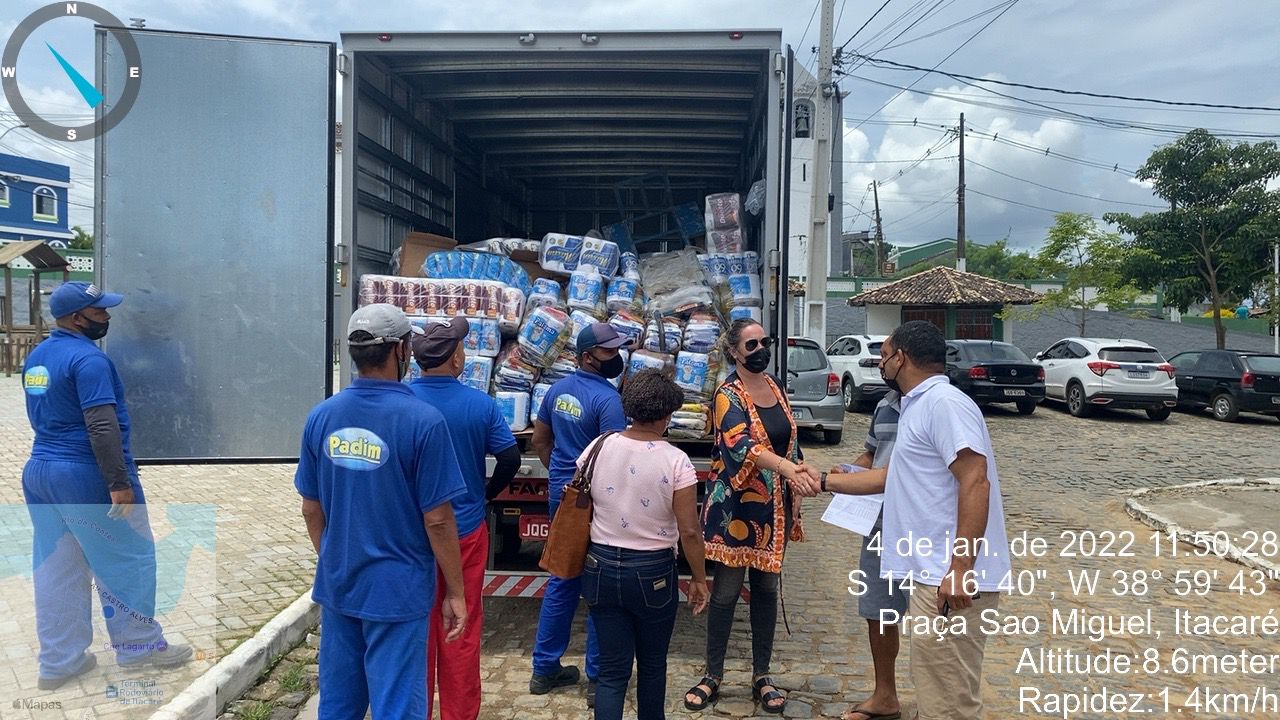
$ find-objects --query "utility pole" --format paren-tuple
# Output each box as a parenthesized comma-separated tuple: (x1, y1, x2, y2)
(1273, 241, 1279, 355)
(805, 0, 835, 344)
(872, 180, 885, 278)
(956, 112, 966, 273)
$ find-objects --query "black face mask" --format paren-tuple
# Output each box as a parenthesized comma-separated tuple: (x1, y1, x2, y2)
(741, 347, 772, 374)
(593, 353, 626, 380)
(80, 318, 109, 341)
(880, 350, 902, 393)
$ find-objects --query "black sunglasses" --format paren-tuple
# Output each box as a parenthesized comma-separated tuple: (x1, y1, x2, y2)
(744, 337, 776, 352)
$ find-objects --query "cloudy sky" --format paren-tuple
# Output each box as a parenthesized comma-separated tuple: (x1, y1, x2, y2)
(3, 0, 1277, 252)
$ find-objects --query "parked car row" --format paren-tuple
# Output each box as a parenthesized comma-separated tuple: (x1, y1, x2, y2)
(823, 333, 1280, 424)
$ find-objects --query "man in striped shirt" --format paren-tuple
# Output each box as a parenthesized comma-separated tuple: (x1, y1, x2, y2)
(832, 388, 907, 720)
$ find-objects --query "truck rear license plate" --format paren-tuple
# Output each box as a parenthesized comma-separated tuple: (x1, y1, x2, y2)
(1272, 397, 1280, 405)
(1003, 389, 1026, 397)
(519, 515, 551, 541)
(1127, 371, 1150, 379)
(792, 410, 802, 419)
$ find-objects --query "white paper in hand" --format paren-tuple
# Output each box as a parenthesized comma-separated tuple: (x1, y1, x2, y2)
(819, 465, 884, 536)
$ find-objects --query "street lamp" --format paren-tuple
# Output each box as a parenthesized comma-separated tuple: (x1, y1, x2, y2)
(0, 123, 30, 146)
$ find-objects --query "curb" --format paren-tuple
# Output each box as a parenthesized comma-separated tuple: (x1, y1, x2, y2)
(1125, 477, 1280, 577)
(151, 590, 319, 720)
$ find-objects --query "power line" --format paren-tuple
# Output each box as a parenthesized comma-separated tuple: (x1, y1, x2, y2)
(967, 187, 1066, 215)
(875, 1, 1020, 53)
(851, 54, 1280, 112)
(0, 176, 96, 211)
(835, 0, 894, 53)
(839, 154, 957, 164)
(965, 158, 1165, 208)
(796, 0, 821, 72)
(846, 0, 1020, 132)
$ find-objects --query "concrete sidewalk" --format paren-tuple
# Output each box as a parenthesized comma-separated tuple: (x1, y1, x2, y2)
(1127, 478, 1280, 572)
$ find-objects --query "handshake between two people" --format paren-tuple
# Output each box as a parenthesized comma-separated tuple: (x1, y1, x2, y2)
(776, 455, 891, 497)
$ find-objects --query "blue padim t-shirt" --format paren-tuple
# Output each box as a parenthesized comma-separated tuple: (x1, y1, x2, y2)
(536, 370, 626, 487)
(23, 329, 135, 467)
(295, 378, 467, 622)
(409, 375, 517, 537)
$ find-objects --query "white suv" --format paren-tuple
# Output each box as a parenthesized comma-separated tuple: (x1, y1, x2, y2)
(826, 333, 889, 412)
(1034, 337, 1178, 421)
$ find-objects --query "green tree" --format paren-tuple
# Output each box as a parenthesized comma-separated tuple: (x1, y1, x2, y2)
(967, 238, 1041, 281)
(1105, 129, 1280, 349)
(1004, 212, 1142, 335)
(69, 225, 93, 250)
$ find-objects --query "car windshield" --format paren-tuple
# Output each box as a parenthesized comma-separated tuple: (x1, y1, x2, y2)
(788, 343, 828, 372)
(1244, 356, 1280, 374)
(1100, 348, 1163, 363)
(963, 343, 1030, 362)
(867, 341, 883, 356)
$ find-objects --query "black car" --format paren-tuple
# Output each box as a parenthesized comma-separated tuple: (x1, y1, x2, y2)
(945, 340, 1046, 414)
(1167, 350, 1280, 422)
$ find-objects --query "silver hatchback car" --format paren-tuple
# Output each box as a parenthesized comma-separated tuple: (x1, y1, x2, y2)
(785, 337, 846, 444)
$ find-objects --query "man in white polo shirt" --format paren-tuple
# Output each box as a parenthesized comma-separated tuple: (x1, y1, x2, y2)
(877, 320, 1012, 720)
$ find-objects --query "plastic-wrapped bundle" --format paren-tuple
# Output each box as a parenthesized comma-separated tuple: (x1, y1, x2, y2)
(495, 391, 531, 432)
(541, 349, 580, 384)
(540, 233, 584, 275)
(606, 277, 641, 313)
(567, 310, 599, 352)
(643, 316, 684, 353)
(674, 351, 711, 399)
(517, 306, 572, 368)
(683, 312, 722, 354)
(668, 403, 711, 439)
(422, 251, 530, 295)
(608, 310, 645, 349)
(726, 253, 747, 276)
(608, 349, 630, 389)
(728, 306, 762, 324)
(742, 251, 759, 274)
(566, 268, 607, 319)
(627, 349, 675, 380)
(499, 287, 525, 336)
(528, 278, 561, 310)
(619, 252, 641, 281)
(728, 274, 763, 308)
(531, 382, 554, 418)
(577, 237, 621, 277)
(494, 342, 542, 393)
(461, 356, 494, 392)
(704, 192, 742, 230)
(708, 228, 744, 254)
(468, 319, 503, 358)
(639, 248, 715, 316)
(403, 360, 423, 384)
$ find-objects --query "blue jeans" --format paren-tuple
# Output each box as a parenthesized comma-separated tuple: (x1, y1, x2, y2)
(583, 543, 678, 720)
(532, 489, 599, 679)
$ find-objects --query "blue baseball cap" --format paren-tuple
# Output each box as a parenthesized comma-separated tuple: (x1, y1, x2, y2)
(577, 322, 630, 353)
(49, 281, 124, 319)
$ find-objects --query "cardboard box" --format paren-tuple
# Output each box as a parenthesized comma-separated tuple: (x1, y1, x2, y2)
(398, 233, 456, 277)
(509, 248, 559, 284)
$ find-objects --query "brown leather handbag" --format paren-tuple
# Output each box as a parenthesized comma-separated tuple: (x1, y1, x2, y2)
(539, 431, 616, 578)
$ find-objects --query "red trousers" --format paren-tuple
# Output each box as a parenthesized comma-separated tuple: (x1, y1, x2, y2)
(427, 523, 488, 720)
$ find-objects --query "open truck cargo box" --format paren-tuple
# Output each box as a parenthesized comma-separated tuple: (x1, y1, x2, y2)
(337, 30, 795, 384)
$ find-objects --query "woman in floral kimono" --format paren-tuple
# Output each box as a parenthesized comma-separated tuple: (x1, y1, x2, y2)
(684, 318, 818, 715)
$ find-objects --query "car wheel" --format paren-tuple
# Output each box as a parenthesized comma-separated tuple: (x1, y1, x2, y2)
(1016, 399, 1037, 415)
(1066, 382, 1092, 418)
(1210, 393, 1239, 422)
(842, 380, 857, 412)
(1145, 407, 1172, 422)
(823, 428, 844, 445)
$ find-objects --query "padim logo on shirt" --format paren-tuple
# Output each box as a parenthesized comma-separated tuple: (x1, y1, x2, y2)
(23, 365, 50, 396)
(553, 393, 584, 422)
(326, 428, 388, 471)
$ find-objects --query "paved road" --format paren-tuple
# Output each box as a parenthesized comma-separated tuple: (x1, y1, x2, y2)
(4, 370, 1279, 719)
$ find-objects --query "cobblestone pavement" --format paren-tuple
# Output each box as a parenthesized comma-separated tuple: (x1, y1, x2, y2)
(0, 377, 315, 719)
(5, 369, 1280, 719)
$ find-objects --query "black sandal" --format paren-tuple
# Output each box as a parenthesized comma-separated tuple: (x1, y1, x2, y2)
(684, 675, 720, 711)
(753, 676, 787, 714)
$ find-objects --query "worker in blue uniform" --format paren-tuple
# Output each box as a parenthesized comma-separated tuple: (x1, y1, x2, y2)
(296, 303, 468, 719)
(22, 281, 193, 690)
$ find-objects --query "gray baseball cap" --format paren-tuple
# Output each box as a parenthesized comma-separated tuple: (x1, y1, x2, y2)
(347, 304, 423, 346)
